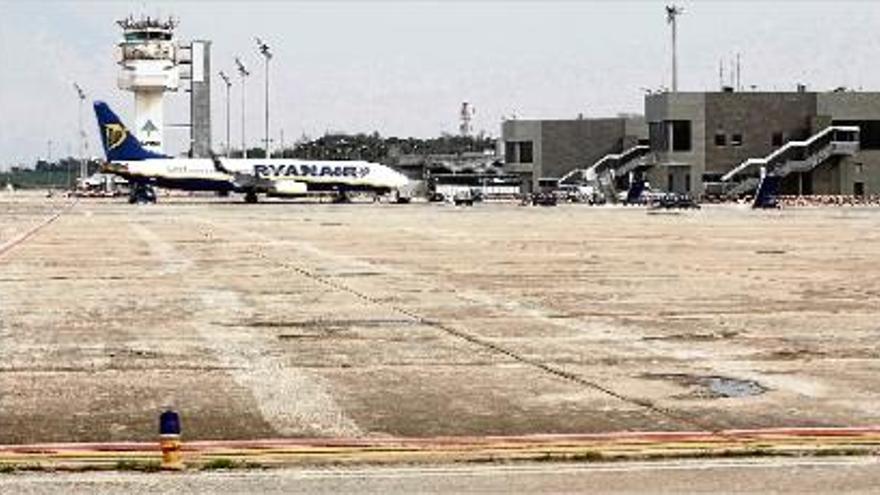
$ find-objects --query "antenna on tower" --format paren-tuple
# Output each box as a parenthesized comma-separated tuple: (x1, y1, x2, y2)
(665, 4, 684, 93)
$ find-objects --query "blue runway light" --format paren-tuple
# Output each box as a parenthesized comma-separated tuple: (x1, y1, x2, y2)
(159, 409, 181, 435)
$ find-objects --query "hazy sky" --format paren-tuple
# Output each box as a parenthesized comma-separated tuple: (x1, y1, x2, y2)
(2, 0, 880, 166)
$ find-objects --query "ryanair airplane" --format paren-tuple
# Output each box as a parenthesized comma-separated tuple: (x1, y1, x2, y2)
(94, 101, 409, 203)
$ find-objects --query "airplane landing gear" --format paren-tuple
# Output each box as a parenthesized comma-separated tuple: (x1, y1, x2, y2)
(129, 183, 157, 204)
(332, 192, 351, 204)
(244, 190, 259, 203)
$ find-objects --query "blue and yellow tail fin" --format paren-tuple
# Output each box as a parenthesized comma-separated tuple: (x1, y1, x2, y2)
(752, 175, 781, 209)
(93, 101, 167, 161)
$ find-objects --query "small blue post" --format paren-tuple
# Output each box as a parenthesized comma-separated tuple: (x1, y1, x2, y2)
(159, 409, 183, 470)
(159, 410, 181, 435)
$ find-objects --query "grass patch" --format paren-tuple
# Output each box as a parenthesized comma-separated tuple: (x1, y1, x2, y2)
(571, 451, 604, 462)
(202, 458, 237, 470)
(200, 458, 264, 471)
(808, 447, 870, 457)
(533, 451, 604, 463)
(0, 463, 48, 474)
(114, 459, 162, 472)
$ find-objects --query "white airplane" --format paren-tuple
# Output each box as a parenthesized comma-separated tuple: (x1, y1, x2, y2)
(94, 101, 409, 203)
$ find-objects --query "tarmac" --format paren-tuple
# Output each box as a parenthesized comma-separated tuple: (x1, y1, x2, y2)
(1, 192, 880, 452)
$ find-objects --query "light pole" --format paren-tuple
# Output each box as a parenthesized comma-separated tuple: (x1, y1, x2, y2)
(665, 5, 684, 93)
(218, 71, 232, 156)
(235, 57, 250, 158)
(256, 37, 272, 159)
(73, 82, 86, 189)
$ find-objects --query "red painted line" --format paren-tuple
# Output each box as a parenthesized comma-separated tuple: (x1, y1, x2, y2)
(2, 426, 879, 455)
(0, 200, 77, 260)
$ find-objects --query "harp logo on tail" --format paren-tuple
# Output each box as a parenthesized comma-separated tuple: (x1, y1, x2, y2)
(105, 123, 127, 150)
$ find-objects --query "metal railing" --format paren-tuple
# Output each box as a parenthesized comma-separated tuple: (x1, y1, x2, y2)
(721, 126, 860, 182)
(558, 145, 651, 185)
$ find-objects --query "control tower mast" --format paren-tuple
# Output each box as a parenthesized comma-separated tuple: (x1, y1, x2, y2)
(116, 15, 180, 153)
(459, 101, 474, 137)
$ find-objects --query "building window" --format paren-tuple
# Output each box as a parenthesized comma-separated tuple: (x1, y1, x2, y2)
(518, 142, 533, 163)
(855, 163, 864, 175)
(668, 173, 674, 191)
(731, 133, 743, 146)
(833, 120, 880, 149)
(505, 142, 517, 163)
(685, 173, 691, 192)
(671, 120, 692, 151)
(504, 141, 534, 163)
(649, 122, 668, 152)
(714, 133, 727, 147)
(772, 132, 784, 147)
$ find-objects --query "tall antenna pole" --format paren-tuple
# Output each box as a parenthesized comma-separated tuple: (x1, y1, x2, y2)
(719, 59, 724, 90)
(218, 71, 232, 156)
(736, 52, 741, 91)
(73, 82, 86, 188)
(235, 57, 250, 158)
(256, 38, 272, 159)
(666, 5, 684, 92)
(729, 56, 735, 88)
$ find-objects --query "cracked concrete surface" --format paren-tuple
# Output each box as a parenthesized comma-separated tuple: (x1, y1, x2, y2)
(1, 193, 879, 443)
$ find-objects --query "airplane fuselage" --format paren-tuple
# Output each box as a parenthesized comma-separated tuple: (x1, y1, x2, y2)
(109, 158, 409, 195)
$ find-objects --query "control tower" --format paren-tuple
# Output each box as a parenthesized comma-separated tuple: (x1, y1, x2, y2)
(116, 15, 180, 152)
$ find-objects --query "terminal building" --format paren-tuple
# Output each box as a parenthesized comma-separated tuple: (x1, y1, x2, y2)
(645, 89, 880, 197)
(501, 116, 647, 193)
(500, 90, 880, 198)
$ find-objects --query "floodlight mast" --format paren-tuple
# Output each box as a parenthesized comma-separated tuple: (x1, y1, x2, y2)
(256, 37, 272, 159)
(666, 5, 684, 93)
(73, 82, 87, 188)
(218, 71, 232, 156)
(235, 57, 250, 158)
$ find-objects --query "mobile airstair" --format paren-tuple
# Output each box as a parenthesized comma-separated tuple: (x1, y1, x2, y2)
(558, 145, 651, 203)
(718, 126, 860, 206)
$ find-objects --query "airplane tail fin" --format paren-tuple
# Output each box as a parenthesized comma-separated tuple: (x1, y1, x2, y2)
(93, 101, 167, 161)
(752, 175, 781, 209)
(626, 178, 647, 204)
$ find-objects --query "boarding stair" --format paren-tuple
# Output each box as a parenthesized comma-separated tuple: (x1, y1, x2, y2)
(558, 145, 651, 202)
(719, 126, 860, 203)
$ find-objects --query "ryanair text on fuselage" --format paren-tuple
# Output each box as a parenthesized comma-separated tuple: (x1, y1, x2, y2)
(253, 163, 371, 179)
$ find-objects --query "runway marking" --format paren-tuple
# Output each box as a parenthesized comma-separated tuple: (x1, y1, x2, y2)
(198, 289, 363, 437)
(0, 199, 77, 260)
(128, 219, 362, 438)
(128, 222, 193, 275)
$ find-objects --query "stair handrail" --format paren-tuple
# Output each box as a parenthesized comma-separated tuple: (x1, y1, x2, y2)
(558, 145, 650, 185)
(721, 126, 859, 182)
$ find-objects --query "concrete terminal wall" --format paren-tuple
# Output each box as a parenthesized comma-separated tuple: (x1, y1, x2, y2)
(646, 91, 880, 195)
(502, 117, 644, 191)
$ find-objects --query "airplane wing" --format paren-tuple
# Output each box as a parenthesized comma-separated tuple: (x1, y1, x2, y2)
(210, 154, 274, 191)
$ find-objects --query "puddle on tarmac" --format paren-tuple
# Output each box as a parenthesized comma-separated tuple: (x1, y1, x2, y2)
(643, 373, 767, 398)
(703, 376, 766, 397)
